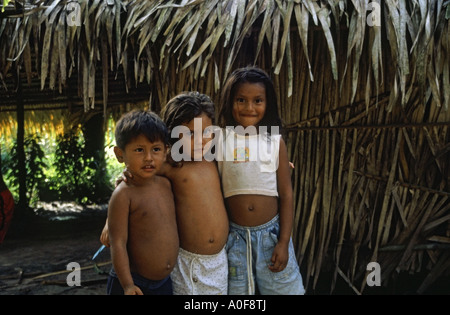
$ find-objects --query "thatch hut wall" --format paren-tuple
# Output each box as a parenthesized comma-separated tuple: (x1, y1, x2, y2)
(276, 27, 450, 294)
(1, 0, 449, 294)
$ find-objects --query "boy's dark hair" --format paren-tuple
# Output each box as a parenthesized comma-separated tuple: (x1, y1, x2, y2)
(218, 66, 282, 132)
(115, 109, 169, 149)
(160, 91, 215, 146)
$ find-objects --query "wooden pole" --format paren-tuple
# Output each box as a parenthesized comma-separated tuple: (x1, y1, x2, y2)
(15, 73, 27, 209)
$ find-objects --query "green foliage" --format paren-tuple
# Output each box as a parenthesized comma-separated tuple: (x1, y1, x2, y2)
(1, 0, 11, 12)
(3, 129, 115, 207)
(6, 135, 47, 206)
(48, 129, 113, 204)
(52, 130, 89, 202)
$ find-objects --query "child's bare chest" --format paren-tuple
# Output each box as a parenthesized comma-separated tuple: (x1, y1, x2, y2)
(171, 162, 218, 186)
(128, 185, 172, 214)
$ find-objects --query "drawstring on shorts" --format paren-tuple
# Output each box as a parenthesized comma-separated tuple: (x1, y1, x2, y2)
(229, 214, 280, 295)
(189, 257, 198, 295)
(246, 229, 255, 295)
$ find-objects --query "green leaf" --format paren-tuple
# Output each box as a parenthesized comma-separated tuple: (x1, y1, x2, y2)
(2, 0, 10, 13)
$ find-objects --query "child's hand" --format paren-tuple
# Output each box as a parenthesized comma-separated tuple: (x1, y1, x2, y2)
(115, 168, 133, 187)
(100, 222, 110, 247)
(124, 284, 144, 295)
(269, 242, 289, 272)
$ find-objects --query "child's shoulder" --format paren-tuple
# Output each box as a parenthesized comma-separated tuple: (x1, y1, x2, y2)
(159, 160, 178, 175)
(113, 180, 130, 193)
(154, 174, 171, 189)
(109, 181, 132, 204)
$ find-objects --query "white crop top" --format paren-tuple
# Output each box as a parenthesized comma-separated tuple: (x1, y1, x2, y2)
(217, 128, 280, 198)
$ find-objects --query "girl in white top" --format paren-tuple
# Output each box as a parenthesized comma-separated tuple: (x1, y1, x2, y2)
(217, 66, 305, 295)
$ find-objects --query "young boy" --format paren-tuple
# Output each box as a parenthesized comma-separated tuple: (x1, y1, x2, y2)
(106, 109, 179, 295)
(102, 93, 229, 295)
(159, 92, 229, 295)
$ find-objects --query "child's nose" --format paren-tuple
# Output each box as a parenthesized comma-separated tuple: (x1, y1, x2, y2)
(244, 101, 255, 110)
(194, 134, 203, 145)
(144, 151, 153, 161)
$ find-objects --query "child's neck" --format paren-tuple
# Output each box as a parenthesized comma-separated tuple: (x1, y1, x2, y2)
(229, 125, 260, 136)
(129, 175, 158, 187)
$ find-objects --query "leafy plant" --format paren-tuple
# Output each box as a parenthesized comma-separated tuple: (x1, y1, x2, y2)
(51, 129, 113, 204)
(7, 135, 47, 206)
(52, 130, 88, 202)
(1, 0, 11, 12)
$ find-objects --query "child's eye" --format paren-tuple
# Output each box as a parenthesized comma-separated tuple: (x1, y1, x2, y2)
(203, 129, 213, 138)
(184, 130, 194, 137)
(153, 147, 162, 152)
(135, 148, 144, 153)
(255, 98, 263, 104)
(236, 98, 245, 103)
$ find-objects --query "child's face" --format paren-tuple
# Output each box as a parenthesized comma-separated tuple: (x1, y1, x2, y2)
(232, 82, 267, 128)
(180, 113, 213, 161)
(114, 134, 167, 180)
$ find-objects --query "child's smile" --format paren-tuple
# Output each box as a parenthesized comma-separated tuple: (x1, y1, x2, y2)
(232, 82, 267, 128)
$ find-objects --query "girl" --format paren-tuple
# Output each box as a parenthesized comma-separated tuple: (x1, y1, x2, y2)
(217, 66, 305, 295)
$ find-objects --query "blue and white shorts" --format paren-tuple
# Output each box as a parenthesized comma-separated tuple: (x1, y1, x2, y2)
(226, 214, 305, 295)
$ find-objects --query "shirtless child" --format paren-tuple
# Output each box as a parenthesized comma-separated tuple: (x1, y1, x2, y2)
(106, 110, 178, 295)
(102, 92, 229, 295)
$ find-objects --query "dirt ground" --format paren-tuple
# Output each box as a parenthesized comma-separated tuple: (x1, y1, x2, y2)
(0, 212, 111, 295)
(2, 207, 450, 296)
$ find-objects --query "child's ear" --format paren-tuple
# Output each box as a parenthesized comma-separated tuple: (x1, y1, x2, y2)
(113, 146, 124, 163)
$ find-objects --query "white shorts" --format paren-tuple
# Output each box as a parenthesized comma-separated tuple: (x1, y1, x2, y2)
(171, 246, 228, 295)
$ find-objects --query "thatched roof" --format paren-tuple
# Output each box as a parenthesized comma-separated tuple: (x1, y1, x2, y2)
(1, 0, 449, 294)
(0, 0, 449, 113)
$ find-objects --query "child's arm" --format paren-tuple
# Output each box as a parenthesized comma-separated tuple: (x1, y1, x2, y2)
(270, 138, 294, 272)
(100, 218, 109, 247)
(108, 186, 143, 295)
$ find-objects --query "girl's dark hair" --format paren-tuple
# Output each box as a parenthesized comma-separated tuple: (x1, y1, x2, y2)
(218, 66, 282, 132)
(115, 109, 169, 149)
(160, 91, 215, 146)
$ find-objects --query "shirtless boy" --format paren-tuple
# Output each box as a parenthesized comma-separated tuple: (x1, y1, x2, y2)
(102, 92, 229, 295)
(106, 109, 178, 295)
(160, 92, 229, 294)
